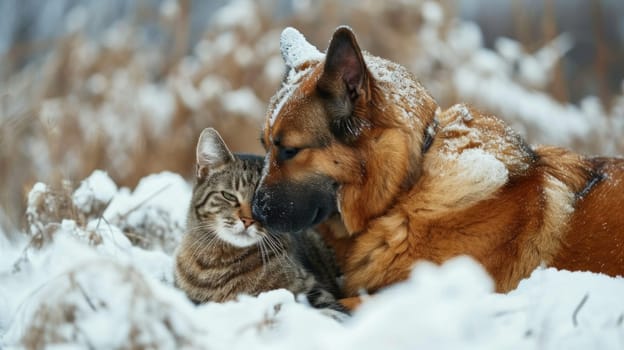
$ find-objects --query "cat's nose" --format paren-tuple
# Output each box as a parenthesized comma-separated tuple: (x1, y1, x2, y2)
(240, 217, 255, 228)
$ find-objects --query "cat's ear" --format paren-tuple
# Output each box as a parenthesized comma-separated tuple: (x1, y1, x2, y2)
(196, 128, 234, 178)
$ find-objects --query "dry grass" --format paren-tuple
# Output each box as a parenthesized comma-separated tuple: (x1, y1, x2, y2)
(0, 0, 622, 237)
(22, 174, 185, 256)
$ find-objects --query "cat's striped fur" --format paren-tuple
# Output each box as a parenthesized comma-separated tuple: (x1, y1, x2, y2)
(174, 128, 346, 314)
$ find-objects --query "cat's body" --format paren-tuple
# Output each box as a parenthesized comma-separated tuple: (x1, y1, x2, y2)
(174, 129, 345, 313)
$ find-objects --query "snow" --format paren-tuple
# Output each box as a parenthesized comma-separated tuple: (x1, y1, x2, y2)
(279, 27, 324, 69)
(137, 84, 176, 137)
(104, 171, 191, 227)
(268, 27, 324, 127)
(173, 76, 203, 110)
(453, 66, 590, 146)
(159, 0, 180, 19)
(456, 148, 509, 186)
(263, 55, 286, 82)
(366, 54, 429, 129)
(421, 1, 444, 26)
(211, 0, 260, 35)
(1, 2, 623, 348)
(520, 34, 573, 88)
(273, 26, 431, 130)
(221, 88, 265, 121)
(269, 63, 318, 127)
(2, 172, 624, 349)
(199, 75, 230, 101)
(447, 21, 483, 57)
(86, 73, 107, 95)
(72, 170, 117, 214)
(104, 172, 191, 253)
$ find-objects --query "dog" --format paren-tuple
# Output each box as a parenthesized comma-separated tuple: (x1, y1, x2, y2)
(251, 26, 624, 307)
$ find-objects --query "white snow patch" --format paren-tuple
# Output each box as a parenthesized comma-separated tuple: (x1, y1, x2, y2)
(3, 170, 624, 350)
(495, 37, 523, 63)
(138, 83, 176, 136)
(263, 55, 286, 83)
(220, 88, 265, 120)
(173, 77, 202, 110)
(104, 172, 191, 232)
(159, 0, 180, 19)
(211, 0, 260, 35)
(72, 170, 117, 213)
(26, 183, 48, 211)
(454, 66, 589, 145)
(422, 1, 444, 26)
(234, 46, 254, 67)
(520, 34, 573, 88)
(447, 21, 483, 57)
(269, 64, 317, 127)
(86, 73, 107, 95)
(365, 54, 428, 129)
(279, 27, 324, 68)
(457, 148, 509, 185)
(64, 5, 87, 33)
(213, 31, 237, 57)
(199, 75, 230, 101)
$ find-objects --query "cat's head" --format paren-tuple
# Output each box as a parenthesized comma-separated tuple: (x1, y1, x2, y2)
(190, 128, 265, 248)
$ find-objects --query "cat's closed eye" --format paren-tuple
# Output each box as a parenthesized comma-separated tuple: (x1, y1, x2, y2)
(221, 191, 239, 205)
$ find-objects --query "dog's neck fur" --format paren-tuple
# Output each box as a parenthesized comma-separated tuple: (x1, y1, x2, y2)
(338, 77, 439, 234)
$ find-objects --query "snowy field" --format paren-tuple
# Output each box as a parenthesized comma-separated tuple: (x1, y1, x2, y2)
(1, 0, 624, 349)
(1, 170, 623, 349)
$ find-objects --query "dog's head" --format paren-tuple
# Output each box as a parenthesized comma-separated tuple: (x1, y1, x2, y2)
(252, 26, 438, 234)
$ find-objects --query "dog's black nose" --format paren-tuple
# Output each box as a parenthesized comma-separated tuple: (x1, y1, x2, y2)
(251, 192, 268, 224)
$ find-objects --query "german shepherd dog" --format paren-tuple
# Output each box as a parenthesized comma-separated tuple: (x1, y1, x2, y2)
(251, 26, 624, 307)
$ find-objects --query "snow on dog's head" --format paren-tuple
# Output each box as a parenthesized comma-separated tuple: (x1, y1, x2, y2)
(279, 27, 324, 68)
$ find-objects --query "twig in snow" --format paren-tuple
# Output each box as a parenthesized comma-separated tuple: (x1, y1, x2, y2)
(74, 278, 97, 312)
(117, 183, 172, 221)
(572, 293, 589, 327)
(95, 198, 114, 231)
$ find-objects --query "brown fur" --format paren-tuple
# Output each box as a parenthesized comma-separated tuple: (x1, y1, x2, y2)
(257, 27, 624, 302)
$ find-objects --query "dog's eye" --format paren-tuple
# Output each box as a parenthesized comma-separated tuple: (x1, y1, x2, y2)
(279, 147, 300, 161)
(221, 191, 239, 204)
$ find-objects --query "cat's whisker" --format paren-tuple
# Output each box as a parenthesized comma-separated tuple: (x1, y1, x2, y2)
(263, 233, 297, 268)
(257, 239, 269, 275)
(187, 233, 215, 260)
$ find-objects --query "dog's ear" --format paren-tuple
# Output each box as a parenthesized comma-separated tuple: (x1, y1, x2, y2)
(319, 26, 371, 143)
(196, 128, 234, 179)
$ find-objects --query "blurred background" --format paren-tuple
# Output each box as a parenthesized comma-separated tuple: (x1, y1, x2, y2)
(1, 0, 623, 236)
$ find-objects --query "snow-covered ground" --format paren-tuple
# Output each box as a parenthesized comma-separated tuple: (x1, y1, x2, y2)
(1, 1, 623, 348)
(1, 170, 623, 349)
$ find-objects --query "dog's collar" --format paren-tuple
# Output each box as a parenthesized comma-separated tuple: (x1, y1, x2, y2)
(422, 114, 439, 154)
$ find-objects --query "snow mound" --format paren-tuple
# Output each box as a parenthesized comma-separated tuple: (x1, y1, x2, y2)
(104, 171, 191, 253)
(2, 173, 624, 349)
(73, 170, 118, 218)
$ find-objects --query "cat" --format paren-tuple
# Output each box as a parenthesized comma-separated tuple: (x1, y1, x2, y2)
(174, 128, 347, 315)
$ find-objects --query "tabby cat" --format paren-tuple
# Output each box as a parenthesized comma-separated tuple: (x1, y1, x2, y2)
(174, 128, 346, 315)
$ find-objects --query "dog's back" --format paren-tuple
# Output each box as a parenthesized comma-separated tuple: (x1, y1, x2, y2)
(552, 155, 624, 276)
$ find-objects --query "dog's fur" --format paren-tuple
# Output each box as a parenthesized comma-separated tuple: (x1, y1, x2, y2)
(252, 27, 624, 301)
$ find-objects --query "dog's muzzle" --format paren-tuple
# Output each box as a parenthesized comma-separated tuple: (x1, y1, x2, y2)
(252, 178, 337, 233)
